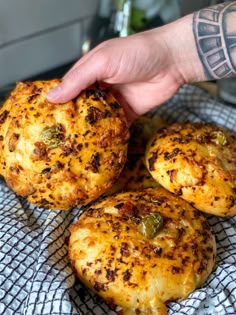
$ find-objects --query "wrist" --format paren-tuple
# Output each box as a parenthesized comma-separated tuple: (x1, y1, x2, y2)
(160, 14, 208, 84)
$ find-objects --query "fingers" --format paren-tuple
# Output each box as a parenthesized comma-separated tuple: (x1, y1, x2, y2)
(47, 50, 108, 103)
(63, 41, 107, 79)
(46, 36, 136, 103)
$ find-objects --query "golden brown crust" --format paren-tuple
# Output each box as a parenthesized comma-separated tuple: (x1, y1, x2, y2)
(145, 122, 236, 216)
(106, 154, 161, 196)
(0, 80, 129, 210)
(104, 114, 164, 196)
(69, 187, 216, 315)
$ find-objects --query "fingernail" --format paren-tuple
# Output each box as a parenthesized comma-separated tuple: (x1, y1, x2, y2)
(47, 85, 62, 101)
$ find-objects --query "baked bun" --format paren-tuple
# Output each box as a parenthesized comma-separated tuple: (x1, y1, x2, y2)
(145, 122, 236, 216)
(69, 187, 216, 315)
(129, 114, 165, 154)
(0, 80, 129, 210)
(106, 154, 161, 195)
(105, 114, 164, 196)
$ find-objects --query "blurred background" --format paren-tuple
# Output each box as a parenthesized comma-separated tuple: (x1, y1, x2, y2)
(0, 0, 227, 97)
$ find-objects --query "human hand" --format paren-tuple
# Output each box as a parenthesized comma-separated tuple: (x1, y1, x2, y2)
(47, 14, 206, 120)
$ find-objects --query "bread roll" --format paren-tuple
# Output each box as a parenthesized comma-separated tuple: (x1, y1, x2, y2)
(145, 122, 236, 216)
(69, 187, 216, 314)
(0, 80, 129, 210)
(106, 154, 161, 196)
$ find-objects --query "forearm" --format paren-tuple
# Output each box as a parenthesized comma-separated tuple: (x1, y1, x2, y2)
(46, 1, 236, 114)
(163, 1, 236, 83)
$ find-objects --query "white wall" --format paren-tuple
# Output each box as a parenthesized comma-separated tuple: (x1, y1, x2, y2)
(0, 0, 99, 86)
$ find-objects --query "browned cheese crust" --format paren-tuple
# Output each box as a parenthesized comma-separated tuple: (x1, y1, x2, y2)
(69, 188, 216, 315)
(105, 114, 165, 195)
(0, 80, 129, 210)
(106, 154, 161, 196)
(145, 122, 236, 216)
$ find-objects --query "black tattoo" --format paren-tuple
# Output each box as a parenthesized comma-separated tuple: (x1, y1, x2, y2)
(193, 2, 236, 80)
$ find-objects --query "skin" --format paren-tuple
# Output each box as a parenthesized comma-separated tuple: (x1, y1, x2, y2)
(47, 2, 236, 121)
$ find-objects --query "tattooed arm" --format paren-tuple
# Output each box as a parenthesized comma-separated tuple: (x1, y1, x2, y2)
(47, 2, 236, 118)
(193, 2, 236, 80)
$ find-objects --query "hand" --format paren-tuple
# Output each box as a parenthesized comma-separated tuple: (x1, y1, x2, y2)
(47, 15, 205, 120)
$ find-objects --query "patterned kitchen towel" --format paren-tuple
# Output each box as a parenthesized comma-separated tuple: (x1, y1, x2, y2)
(0, 84, 236, 315)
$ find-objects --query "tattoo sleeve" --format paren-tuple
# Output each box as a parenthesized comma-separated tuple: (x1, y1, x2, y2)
(193, 2, 236, 80)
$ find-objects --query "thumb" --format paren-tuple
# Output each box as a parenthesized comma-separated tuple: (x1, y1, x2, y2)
(47, 53, 108, 103)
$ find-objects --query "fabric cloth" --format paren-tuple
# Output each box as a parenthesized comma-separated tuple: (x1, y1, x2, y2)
(0, 84, 236, 315)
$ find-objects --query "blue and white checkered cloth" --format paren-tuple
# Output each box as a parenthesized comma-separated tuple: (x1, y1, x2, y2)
(0, 84, 236, 315)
